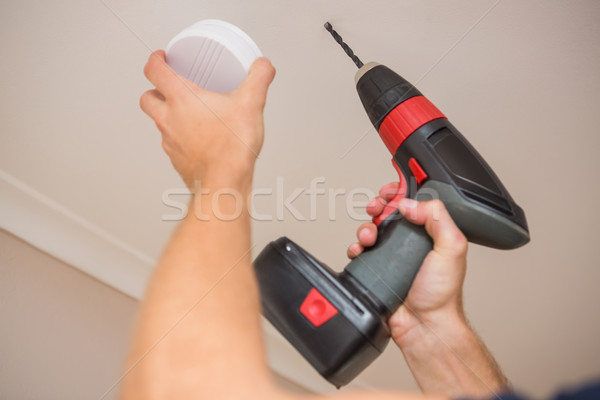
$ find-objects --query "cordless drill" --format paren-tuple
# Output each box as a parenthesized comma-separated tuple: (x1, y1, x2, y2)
(254, 23, 529, 388)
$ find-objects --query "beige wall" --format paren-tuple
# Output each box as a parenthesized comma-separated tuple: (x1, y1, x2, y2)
(0, 229, 138, 400)
(0, 229, 309, 398)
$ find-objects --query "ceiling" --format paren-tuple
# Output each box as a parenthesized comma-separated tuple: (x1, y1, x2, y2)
(2, 0, 600, 397)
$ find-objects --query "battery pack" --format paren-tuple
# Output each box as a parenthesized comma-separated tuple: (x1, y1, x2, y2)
(254, 237, 390, 387)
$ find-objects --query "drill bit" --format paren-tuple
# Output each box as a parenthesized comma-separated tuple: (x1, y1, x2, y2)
(324, 22, 364, 69)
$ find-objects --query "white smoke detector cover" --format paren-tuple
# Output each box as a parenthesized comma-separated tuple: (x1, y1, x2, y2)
(165, 19, 262, 93)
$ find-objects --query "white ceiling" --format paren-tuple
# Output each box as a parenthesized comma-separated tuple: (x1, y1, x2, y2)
(2, 0, 600, 397)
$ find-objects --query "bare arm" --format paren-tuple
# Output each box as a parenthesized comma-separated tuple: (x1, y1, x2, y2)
(120, 51, 445, 400)
(120, 50, 278, 399)
(349, 185, 509, 398)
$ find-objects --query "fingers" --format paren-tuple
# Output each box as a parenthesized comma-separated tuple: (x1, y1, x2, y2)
(398, 198, 468, 258)
(379, 182, 400, 202)
(144, 50, 188, 99)
(235, 57, 276, 109)
(347, 222, 378, 259)
(365, 182, 401, 217)
(357, 222, 377, 247)
(347, 243, 363, 259)
(140, 89, 167, 126)
(366, 197, 386, 217)
(348, 182, 399, 259)
(144, 51, 274, 107)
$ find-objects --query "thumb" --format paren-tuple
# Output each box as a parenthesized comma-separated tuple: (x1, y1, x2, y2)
(236, 57, 276, 109)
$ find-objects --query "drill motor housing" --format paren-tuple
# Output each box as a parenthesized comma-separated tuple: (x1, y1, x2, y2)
(254, 60, 529, 387)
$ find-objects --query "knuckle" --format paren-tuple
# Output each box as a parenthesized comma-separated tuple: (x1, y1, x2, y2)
(255, 57, 274, 73)
(356, 226, 366, 240)
(429, 199, 445, 213)
(380, 182, 398, 196)
(262, 60, 276, 78)
(143, 60, 152, 80)
(444, 230, 468, 257)
(139, 91, 152, 112)
(139, 93, 146, 111)
(160, 139, 170, 154)
(355, 224, 365, 238)
(154, 114, 168, 132)
(453, 232, 468, 255)
(347, 245, 357, 259)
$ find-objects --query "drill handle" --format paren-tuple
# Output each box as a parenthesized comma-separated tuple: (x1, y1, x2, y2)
(344, 205, 433, 315)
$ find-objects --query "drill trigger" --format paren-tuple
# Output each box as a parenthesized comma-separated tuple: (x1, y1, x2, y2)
(373, 159, 408, 226)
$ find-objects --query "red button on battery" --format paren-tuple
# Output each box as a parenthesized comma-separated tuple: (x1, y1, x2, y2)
(299, 288, 338, 327)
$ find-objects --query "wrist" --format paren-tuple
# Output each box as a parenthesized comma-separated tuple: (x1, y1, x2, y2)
(391, 291, 466, 347)
(185, 170, 254, 223)
(393, 307, 509, 398)
(188, 159, 255, 191)
(392, 304, 468, 350)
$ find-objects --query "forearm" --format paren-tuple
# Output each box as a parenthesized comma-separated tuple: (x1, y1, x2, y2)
(120, 175, 275, 399)
(396, 307, 508, 399)
(132, 52, 450, 400)
(120, 177, 449, 400)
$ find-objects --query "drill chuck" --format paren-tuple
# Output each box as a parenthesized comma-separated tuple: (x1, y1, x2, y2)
(355, 63, 424, 132)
